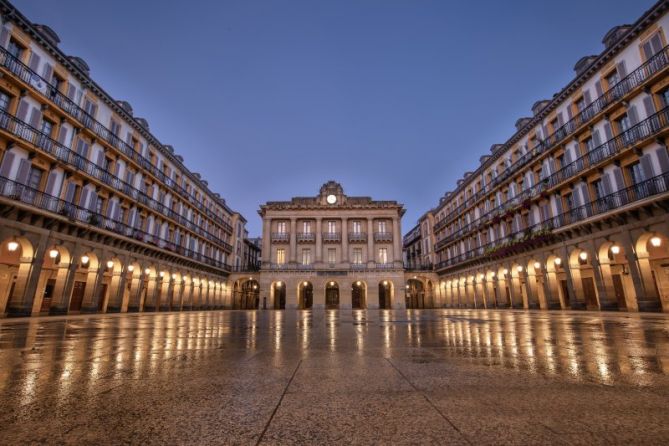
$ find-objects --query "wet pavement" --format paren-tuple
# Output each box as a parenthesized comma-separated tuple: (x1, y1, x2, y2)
(0, 309, 668, 445)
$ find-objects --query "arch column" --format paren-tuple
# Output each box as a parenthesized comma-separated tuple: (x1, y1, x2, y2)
(6, 234, 48, 317)
(80, 264, 104, 314)
(560, 246, 583, 310)
(624, 233, 661, 312)
(144, 275, 160, 312)
(50, 244, 84, 315)
(159, 277, 173, 311)
(126, 271, 145, 312)
(106, 256, 129, 313)
(367, 282, 379, 309)
(590, 255, 617, 311)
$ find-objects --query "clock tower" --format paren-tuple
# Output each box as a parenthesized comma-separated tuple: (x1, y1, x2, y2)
(318, 180, 346, 206)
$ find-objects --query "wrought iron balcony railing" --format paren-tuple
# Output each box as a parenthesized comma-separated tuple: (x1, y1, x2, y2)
(348, 232, 367, 243)
(374, 232, 393, 242)
(323, 232, 341, 243)
(0, 176, 231, 270)
(435, 171, 669, 271)
(296, 232, 315, 242)
(270, 233, 290, 243)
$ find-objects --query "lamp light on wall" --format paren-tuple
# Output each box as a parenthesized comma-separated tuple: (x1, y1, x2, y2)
(533, 261, 541, 269)
(356, 281, 362, 286)
(159, 271, 165, 278)
(383, 280, 388, 286)
(171, 273, 177, 280)
(49, 248, 59, 259)
(516, 266, 523, 273)
(610, 245, 620, 255)
(127, 265, 135, 272)
(81, 255, 90, 265)
(650, 236, 662, 247)
(303, 281, 308, 286)
(144, 267, 151, 275)
(7, 239, 19, 252)
(579, 251, 588, 261)
(106, 260, 114, 269)
(276, 281, 283, 287)
(554, 257, 562, 266)
(502, 268, 509, 276)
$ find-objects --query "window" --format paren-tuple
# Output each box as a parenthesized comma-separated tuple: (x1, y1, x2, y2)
(575, 98, 586, 113)
(118, 207, 126, 223)
(352, 221, 361, 234)
(0, 92, 10, 111)
(628, 161, 644, 185)
(378, 221, 387, 233)
(303, 221, 311, 233)
(40, 120, 53, 137)
(557, 154, 565, 169)
(27, 167, 43, 190)
(564, 193, 574, 210)
(110, 119, 121, 136)
(83, 98, 97, 117)
(584, 137, 595, 152)
(378, 248, 388, 264)
(592, 180, 606, 200)
(327, 221, 336, 234)
(641, 32, 664, 60)
(606, 70, 620, 88)
(327, 248, 336, 264)
(660, 88, 669, 108)
(277, 221, 286, 234)
(301, 249, 311, 265)
(7, 40, 23, 59)
(95, 197, 103, 214)
(616, 114, 631, 133)
(352, 248, 362, 264)
(276, 248, 285, 265)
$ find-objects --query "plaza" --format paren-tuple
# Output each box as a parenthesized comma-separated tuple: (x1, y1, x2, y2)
(0, 309, 668, 444)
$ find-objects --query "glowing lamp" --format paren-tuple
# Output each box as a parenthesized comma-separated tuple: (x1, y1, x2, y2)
(49, 248, 59, 259)
(144, 268, 151, 275)
(650, 236, 662, 247)
(610, 245, 620, 255)
(579, 252, 588, 261)
(127, 265, 135, 272)
(516, 266, 523, 272)
(7, 241, 19, 252)
(81, 255, 90, 265)
(554, 257, 562, 266)
(533, 261, 541, 269)
(106, 260, 114, 269)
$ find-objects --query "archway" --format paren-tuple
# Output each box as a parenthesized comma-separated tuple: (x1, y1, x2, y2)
(425, 280, 434, 308)
(298, 281, 313, 309)
(0, 236, 34, 314)
(240, 279, 259, 309)
(568, 248, 599, 310)
(37, 245, 71, 314)
(352, 281, 366, 309)
(405, 279, 424, 309)
(272, 281, 286, 309)
(379, 280, 393, 309)
(325, 281, 339, 309)
(635, 232, 667, 311)
(71, 252, 99, 313)
(597, 241, 633, 311)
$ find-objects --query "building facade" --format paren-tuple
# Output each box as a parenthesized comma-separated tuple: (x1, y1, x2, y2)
(419, 0, 669, 313)
(0, 1, 247, 317)
(257, 181, 406, 310)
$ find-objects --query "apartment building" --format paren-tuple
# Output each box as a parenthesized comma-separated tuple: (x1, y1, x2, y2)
(0, 1, 247, 316)
(258, 181, 405, 309)
(423, 0, 669, 312)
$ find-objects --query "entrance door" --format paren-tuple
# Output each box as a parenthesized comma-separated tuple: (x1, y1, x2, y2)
(326, 286, 339, 309)
(560, 279, 570, 308)
(352, 285, 364, 309)
(611, 274, 627, 310)
(581, 277, 598, 310)
(379, 284, 390, 309)
(303, 286, 313, 309)
(40, 278, 56, 313)
(70, 281, 86, 312)
(97, 283, 108, 311)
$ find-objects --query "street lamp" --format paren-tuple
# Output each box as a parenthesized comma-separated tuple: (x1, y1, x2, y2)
(144, 267, 151, 275)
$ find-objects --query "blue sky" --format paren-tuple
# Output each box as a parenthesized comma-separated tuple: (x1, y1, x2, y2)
(16, 0, 656, 236)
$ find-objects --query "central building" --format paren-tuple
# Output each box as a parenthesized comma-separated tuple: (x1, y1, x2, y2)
(258, 181, 405, 309)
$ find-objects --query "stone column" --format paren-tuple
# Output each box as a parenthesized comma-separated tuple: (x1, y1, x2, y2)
(367, 282, 379, 309)
(315, 217, 322, 264)
(622, 232, 661, 312)
(50, 244, 84, 315)
(127, 272, 145, 312)
(289, 218, 297, 264)
(262, 218, 271, 266)
(560, 246, 583, 310)
(367, 218, 374, 266)
(393, 217, 402, 267)
(340, 280, 352, 309)
(341, 217, 348, 263)
(7, 234, 49, 317)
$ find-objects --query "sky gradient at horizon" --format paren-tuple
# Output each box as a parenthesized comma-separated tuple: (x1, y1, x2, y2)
(15, 0, 656, 236)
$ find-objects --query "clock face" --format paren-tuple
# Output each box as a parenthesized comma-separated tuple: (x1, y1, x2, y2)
(326, 194, 337, 204)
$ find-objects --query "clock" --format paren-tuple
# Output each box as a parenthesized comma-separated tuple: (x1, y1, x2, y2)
(326, 194, 337, 204)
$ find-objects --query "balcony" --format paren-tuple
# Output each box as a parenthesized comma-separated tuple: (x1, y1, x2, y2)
(374, 232, 393, 242)
(348, 232, 367, 243)
(270, 233, 290, 243)
(296, 232, 315, 243)
(433, 44, 669, 233)
(0, 176, 231, 271)
(350, 263, 367, 270)
(0, 109, 233, 253)
(323, 232, 341, 243)
(435, 171, 669, 271)
(434, 105, 669, 253)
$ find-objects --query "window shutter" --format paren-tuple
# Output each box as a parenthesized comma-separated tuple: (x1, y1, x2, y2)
(566, 106, 573, 121)
(579, 184, 589, 205)
(592, 129, 601, 147)
(650, 34, 663, 55)
(64, 183, 76, 202)
(548, 158, 556, 174)
(42, 63, 53, 83)
(56, 126, 67, 144)
(16, 100, 29, 121)
(564, 149, 572, 165)
(0, 152, 15, 177)
(527, 209, 534, 227)
(88, 190, 97, 211)
(628, 105, 639, 125)
(45, 171, 57, 195)
(616, 61, 627, 78)
(554, 195, 563, 215)
(126, 131, 133, 145)
(640, 154, 655, 180)
(602, 173, 613, 195)
(113, 203, 120, 221)
(643, 96, 656, 117)
(556, 112, 564, 127)
(613, 167, 625, 190)
(96, 150, 104, 167)
(603, 123, 613, 141)
(79, 188, 89, 207)
(66, 83, 76, 101)
(584, 90, 592, 105)
(16, 159, 30, 184)
(90, 104, 97, 118)
(595, 80, 603, 97)
(82, 142, 90, 159)
(29, 107, 42, 128)
(655, 147, 669, 173)
(0, 27, 9, 48)
(106, 200, 115, 217)
(28, 52, 41, 72)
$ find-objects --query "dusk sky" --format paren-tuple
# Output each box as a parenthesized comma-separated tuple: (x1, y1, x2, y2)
(17, 0, 655, 236)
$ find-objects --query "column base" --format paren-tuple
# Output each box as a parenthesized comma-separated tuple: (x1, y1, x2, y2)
(106, 306, 122, 313)
(637, 298, 662, 312)
(80, 306, 99, 314)
(126, 306, 140, 313)
(143, 306, 157, 312)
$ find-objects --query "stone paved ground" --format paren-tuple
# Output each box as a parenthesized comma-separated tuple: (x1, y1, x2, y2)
(0, 309, 668, 445)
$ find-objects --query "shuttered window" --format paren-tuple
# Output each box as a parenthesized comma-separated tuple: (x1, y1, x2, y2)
(0, 91, 9, 111)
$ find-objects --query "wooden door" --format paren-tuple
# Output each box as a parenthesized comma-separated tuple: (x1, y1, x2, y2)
(40, 278, 56, 313)
(611, 274, 627, 310)
(326, 287, 339, 309)
(69, 281, 86, 311)
(581, 277, 598, 310)
(560, 280, 570, 308)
